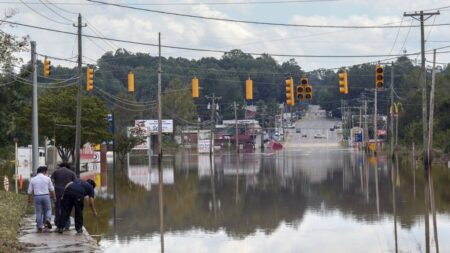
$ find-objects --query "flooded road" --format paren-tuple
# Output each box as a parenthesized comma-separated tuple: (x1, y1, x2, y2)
(84, 148, 450, 253)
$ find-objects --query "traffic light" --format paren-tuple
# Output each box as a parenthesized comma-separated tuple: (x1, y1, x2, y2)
(338, 70, 348, 94)
(43, 57, 51, 77)
(86, 67, 94, 91)
(245, 77, 253, 100)
(297, 84, 305, 101)
(128, 71, 134, 94)
(305, 84, 312, 100)
(192, 76, 199, 98)
(285, 77, 294, 106)
(375, 65, 384, 89)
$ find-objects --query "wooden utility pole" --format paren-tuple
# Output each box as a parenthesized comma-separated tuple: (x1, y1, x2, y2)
(234, 101, 239, 152)
(364, 98, 368, 148)
(390, 62, 395, 156)
(157, 32, 163, 163)
(404, 10, 440, 170)
(74, 14, 86, 176)
(206, 94, 220, 156)
(31, 41, 38, 175)
(427, 49, 437, 169)
(374, 87, 378, 152)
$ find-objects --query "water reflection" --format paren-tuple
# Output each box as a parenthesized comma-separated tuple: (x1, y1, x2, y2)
(83, 148, 450, 253)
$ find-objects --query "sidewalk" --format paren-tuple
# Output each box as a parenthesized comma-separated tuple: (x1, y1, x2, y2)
(19, 215, 101, 253)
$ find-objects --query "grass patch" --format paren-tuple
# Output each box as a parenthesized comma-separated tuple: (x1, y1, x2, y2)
(0, 191, 28, 252)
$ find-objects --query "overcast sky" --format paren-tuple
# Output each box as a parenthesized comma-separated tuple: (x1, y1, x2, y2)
(3, 0, 450, 71)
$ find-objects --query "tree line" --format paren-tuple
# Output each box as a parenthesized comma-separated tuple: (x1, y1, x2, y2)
(1, 45, 449, 163)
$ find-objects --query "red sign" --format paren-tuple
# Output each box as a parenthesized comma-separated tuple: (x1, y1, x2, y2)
(80, 144, 95, 160)
(377, 129, 387, 136)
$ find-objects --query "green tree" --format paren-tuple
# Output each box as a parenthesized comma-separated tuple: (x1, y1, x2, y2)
(17, 87, 111, 162)
(162, 78, 197, 132)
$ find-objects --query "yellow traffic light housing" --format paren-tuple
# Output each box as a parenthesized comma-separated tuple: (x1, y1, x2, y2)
(192, 76, 199, 98)
(43, 57, 51, 77)
(375, 65, 384, 89)
(285, 77, 294, 106)
(297, 85, 305, 101)
(86, 67, 94, 91)
(245, 77, 253, 100)
(338, 70, 348, 94)
(128, 71, 135, 94)
(305, 85, 312, 100)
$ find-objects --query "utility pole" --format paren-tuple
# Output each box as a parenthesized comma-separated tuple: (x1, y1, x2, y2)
(206, 93, 220, 156)
(427, 49, 437, 168)
(374, 87, 378, 153)
(404, 10, 440, 170)
(74, 14, 86, 177)
(364, 98, 368, 149)
(390, 62, 395, 156)
(157, 32, 163, 163)
(234, 101, 239, 153)
(31, 41, 38, 175)
(359, 106, 362, 128)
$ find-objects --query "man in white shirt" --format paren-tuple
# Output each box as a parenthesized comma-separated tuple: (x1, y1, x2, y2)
(27, 166, 56, 232)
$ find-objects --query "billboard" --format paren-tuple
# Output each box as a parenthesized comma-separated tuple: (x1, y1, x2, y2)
(127, 127, 150, 150)
(135, 119, 173, 134)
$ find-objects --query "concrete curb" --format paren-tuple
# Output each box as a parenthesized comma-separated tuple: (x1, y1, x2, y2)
(19, 215, 101, 252)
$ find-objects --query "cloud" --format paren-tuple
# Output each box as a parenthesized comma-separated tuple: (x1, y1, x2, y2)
(6, 0, 450, 71)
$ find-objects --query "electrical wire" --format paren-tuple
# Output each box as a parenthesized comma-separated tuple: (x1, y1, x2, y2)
(38, 0, 74, 23)
(19, 0, 71, 25)
(0, 0, 341, 6)
(43, 0, 77, 15)
(388, 17, 404, 55)
(94, 86, 157, 106)
(87, 0, 450, 29)
(4, 20, 450, 59)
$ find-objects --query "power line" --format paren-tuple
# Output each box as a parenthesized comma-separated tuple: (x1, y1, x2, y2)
(19, 0, 71, 25)
(37, 0, 74, 23)
(5, 19, 450, 59)
(0, 0, 341, 6)
(87, 0, 450, 29)
(43, 0, 78, 15)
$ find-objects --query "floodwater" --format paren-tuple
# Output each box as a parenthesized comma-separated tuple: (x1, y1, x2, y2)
(84, 148, 450, 253)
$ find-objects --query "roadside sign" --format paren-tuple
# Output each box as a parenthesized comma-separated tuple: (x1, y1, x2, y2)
(135, 119, 173, 134)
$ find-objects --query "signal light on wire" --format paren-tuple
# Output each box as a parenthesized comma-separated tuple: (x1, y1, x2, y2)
(285, 77, 294, 106)
(43, 57, 51, 77)
(297, 85, 305, 101)
(246, 77, 253, 100)
(128, 71, 135, 94)
(375, 65, 384, 89)
(86, 67, 94, 92)
(338, 70, 348, 94)
(305, 85, 312, 100)
(192, 76, 199, 98)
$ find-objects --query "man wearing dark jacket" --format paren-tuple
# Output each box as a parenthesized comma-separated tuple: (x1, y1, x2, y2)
(57, 179, 98, 234)
(51, 162, 76, 229)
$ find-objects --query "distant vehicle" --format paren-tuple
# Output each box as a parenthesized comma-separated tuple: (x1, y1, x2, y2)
(314, 134, 325, 139)
(329, 128, 335, 131)
(296, 128, 301, 133)
(302, 134, 307, 138)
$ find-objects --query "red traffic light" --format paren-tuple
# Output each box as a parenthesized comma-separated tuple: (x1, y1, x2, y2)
(301, 78, 308, 85)
(376, 67, 383, 74)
